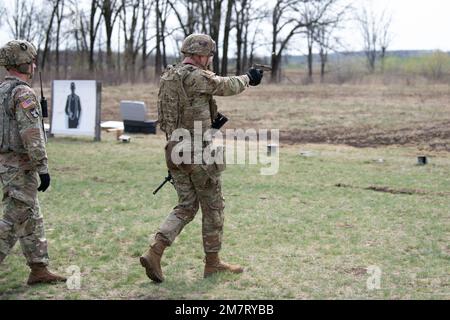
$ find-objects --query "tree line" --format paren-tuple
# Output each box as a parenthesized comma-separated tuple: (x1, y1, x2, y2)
(0, 0, 393, 84)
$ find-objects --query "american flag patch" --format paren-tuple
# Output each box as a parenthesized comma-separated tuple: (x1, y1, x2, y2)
(18, 93, 35, 109)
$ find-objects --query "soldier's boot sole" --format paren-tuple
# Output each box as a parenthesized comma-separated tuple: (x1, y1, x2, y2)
(140, 255, 164, 283)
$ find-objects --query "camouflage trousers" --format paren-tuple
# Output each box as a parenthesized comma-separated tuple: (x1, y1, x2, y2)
(0, 166, 49, 266)
(153, 165, 225, 253)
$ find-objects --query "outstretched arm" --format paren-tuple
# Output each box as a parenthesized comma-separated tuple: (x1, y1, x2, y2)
(186, 69, 250, 96)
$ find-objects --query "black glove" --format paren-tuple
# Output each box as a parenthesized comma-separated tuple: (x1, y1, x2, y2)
(246, 68, 264, 86)
(38, 173, 51, 192)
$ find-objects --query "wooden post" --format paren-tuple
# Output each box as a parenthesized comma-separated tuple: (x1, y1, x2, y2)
(94, 81, 102, 142)
(49, 80, 55, 138)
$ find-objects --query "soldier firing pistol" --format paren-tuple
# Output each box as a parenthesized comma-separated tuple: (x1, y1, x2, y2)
(140, 33, 262, 284)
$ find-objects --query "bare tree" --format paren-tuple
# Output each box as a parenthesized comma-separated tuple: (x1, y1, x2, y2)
(121, 0, 141, 81)
(316, 23, 339, 82)
(240, 0, 269, 74)
(55, 0, 66, 76)
(234, 0, 248, 75)
(197, 0, 211, 34)
(167, 0, 198, 38)
(41, 0, 61, 70)
(100, 0, 123, 69)
(298, 1, 323, 82)
(356, 6, 376, 73)
(221, 0, 234, 75)
(195, 0, 223, 72)
(271, 0, 335, 82)
(234, 0, 268, 75)
(165, 0, 223, 73)
(305, 24, 314, 82)
(7, 0, 40, 41)
(356, 5, 392, 73)
(248, 23, 265, 68)
(301, 0, 349, 83)
(87, 0, 103, 72)
(71, 3, 89, 54)
(141, 0, 153, 80)
(156, 0, 172, 70)
(294, 0, 348, 83)
(378, 9, 393, 72)
(71, 0, 103, 71)
(154, 0, 162, 78)
(210, 0, 223, 73)
(0, 2, 5, 27)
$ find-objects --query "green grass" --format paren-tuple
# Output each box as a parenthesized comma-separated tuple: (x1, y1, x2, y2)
(0, 133, 448, 300)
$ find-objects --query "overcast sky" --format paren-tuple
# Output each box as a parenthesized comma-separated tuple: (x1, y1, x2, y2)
(351, 0, 450, 51)
(0, 0, 449, 53)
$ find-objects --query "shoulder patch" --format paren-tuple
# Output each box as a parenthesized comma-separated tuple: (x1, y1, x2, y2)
(17, 91, 37, 110)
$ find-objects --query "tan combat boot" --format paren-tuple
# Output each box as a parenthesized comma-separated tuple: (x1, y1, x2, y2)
(140, 240, 167, 283)
(204, 253, 244, 278)
(27, 263, 67, 285)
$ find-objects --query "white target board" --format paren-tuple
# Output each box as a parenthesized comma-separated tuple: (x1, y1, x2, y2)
(50, 80, 101, 140)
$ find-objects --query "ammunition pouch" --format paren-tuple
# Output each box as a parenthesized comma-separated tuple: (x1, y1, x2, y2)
(164, 141, 194, 174)
(203, 144, 226, 176)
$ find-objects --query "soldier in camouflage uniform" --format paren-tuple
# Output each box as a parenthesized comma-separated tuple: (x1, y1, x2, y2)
(0, 40, 66, 285)
(140, 34, 263, 282)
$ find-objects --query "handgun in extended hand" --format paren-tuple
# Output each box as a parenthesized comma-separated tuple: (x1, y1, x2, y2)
(252, 64, 272, 72)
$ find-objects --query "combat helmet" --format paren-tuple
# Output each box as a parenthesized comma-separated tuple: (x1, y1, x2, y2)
(181, 34, 216, 57)
(0, 40, 37, 74)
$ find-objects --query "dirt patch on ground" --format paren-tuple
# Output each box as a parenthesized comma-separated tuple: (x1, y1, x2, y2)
(93, 83, 450, 151)
(335, 183, 450, 197)
(281, 121, 450, 151)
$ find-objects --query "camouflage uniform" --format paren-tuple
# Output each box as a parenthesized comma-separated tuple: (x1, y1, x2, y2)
(0, 40, 65, 285)
(141, 34, 263, 282)
(0, 39, 61, 280)
(154, 63, 249, 253)
(0, 75, 49, 266)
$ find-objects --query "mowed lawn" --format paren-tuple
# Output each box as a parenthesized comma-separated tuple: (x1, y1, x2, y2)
(0, 132, 448, 299)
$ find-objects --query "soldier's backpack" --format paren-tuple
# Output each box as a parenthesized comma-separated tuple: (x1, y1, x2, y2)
(0, 79, 21, 152)
(157, 64, 192, 138)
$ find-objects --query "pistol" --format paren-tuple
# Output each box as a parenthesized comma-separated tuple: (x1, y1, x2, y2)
(211, 112, 228, 130)
(252, 64, 272, 72)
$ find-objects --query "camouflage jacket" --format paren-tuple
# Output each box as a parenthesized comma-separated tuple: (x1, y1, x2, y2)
(0, 76, 48, 174)
(183, 63, 249, 127)
(158, 63, 249, 137)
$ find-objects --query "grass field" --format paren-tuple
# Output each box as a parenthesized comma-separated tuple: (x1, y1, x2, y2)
(0, 83, 449, 299)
